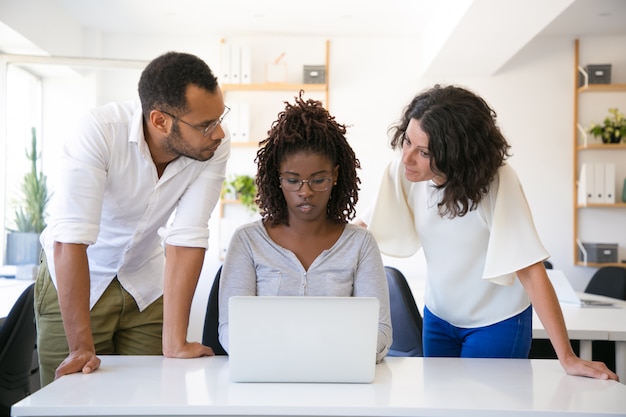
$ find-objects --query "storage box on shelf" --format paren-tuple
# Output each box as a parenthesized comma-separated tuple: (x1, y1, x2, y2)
(586, 64, 612, 84)
(573, 39, 626, 267)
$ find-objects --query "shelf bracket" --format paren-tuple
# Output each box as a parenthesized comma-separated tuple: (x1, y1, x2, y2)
(577, 65, 588, 88)
(576, 238, 588, 266)
(576, 123, 588, 147)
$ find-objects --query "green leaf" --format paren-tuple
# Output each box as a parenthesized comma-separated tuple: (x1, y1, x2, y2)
(8, 127, 51, 233)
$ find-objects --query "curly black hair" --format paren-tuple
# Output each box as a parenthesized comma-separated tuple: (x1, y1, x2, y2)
(138, 51, 218, 119)
(389, 84, 511, 218)
(255, 92, 361, 227)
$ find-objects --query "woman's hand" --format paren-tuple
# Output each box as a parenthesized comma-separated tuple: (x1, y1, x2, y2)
(560, 353, 619, 381)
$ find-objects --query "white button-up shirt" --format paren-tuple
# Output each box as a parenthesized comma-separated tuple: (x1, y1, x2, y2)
(41, 101, 230, 310)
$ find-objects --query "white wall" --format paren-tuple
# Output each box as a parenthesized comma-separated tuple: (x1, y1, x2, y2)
(193, 33, 625, 340)
(3, 18, 624, 340)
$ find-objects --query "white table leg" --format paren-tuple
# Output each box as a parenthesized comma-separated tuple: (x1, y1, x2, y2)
(615, 341, 625, 384)
(579, 340, 592, 361)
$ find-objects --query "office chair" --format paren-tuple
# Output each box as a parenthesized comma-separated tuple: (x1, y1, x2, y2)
(202, 266, 227, 355)
(584, 266, 626, 300)
(384, 266, 423, 357)
(584, 266, 626, 373)
(0, 283, 38, 417)
(543, 260, 553, 270)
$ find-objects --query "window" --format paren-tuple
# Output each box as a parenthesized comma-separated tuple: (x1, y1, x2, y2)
(1, 65, 42, 264)
(1, 58, 143, 265)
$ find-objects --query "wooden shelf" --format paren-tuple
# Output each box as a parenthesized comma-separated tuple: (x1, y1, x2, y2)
(577, 202, 626, 209)
(572, 39, 626, 267)
(221, 198, 242, 205)
(223, 83, 326, 92)
(577, 143, 626, 151)
(575, 261, 626, 268)
(231, 141, 260, 148)
(578, 83, 626, 93)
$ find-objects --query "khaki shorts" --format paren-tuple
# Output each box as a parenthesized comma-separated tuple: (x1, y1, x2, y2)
(34, 251, 163, 387)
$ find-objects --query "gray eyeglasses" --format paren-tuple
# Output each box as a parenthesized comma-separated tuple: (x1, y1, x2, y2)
(160, 106, 230, 137)
(279, 177, 334, 192)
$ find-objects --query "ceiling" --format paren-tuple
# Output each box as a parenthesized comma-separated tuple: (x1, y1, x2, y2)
(50, 0, 626, 38)
(1, 0, 626, 76)
(53, 0, 431, 37)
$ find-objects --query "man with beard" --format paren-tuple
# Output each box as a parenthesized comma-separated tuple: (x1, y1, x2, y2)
(35, 51, 230, 386)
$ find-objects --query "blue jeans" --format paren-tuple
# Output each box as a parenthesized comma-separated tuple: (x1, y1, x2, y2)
(423, 305, 532, 358)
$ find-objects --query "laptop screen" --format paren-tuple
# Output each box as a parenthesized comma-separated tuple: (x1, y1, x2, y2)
(228, 296, 379, 383)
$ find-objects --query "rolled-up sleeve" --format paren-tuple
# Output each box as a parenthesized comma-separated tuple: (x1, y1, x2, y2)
(161, 135, 231, 249)
(47, 111, 110, 245)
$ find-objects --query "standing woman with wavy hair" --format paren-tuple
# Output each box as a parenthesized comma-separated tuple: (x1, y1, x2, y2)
(357, 84, 617, 381)
(219, 92, 392, 362)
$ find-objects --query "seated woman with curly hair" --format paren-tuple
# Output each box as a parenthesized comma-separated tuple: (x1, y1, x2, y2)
(218, 92, 392, 362)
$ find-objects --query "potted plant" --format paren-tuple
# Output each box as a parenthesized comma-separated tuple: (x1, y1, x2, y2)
(588, 108, 626, 144)
(6, 127, 50, 266)
(222, 174, 257, 212)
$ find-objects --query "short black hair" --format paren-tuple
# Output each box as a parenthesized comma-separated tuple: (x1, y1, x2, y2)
(138, 51, 218, 118)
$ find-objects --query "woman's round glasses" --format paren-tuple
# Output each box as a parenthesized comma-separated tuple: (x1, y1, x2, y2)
(279, 177, 333, 192)
(160, 106, 230, 137)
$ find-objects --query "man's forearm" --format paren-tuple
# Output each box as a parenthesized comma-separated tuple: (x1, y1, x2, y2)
(53, 242, 94, 352)
(162, 244, 206, 356)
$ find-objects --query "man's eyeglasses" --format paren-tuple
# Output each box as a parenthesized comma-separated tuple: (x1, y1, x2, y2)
(279, 177, 334, 192)
(160, 106, 230, 137)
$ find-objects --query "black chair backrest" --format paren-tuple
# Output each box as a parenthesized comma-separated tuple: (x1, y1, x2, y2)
(385, 266, 423, 357)
(584, 266, 626, 301)
(0, 283, 37, 416)
(202, 266, 227, 355)
(543, 260, 553, 270)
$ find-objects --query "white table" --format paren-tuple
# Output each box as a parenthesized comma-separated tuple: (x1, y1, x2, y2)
(532, 292, 626, 382)
(0, 277, 34, 324)
(11, 355, 626, 417)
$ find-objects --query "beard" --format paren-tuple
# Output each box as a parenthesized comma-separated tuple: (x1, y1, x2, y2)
(164, 123, 218, 162)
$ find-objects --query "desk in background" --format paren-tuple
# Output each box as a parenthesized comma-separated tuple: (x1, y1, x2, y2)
(11, 355, 626, 417)
(532, 292, 626, 382)
(407, 274, 626, 383)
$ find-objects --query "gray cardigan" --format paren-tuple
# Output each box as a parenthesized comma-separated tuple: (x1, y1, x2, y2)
(218, 220, 392, 362)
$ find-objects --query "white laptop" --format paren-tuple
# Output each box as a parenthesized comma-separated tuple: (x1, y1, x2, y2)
(228, 296, 379, 383)
(547, 270, 615, 307)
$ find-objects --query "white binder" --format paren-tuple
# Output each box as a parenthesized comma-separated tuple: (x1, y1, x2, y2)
(226, 103, 241, 142)
(591, 163, 604, 204)
(238, 102, 250, 143)
(240, 45, 251, 84)
(577, 163, 594, 205)
(219, 42, 231, 84)
(230, 44, 241, 84)
(604, 163, 615, 203)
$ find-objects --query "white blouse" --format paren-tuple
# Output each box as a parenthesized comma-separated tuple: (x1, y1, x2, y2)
(364, 156, 549, 327)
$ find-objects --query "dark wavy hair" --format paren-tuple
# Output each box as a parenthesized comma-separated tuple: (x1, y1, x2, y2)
(138, 51, 218, 118)
(389, 84, 511, 218)
(255, 92, 361, 227)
